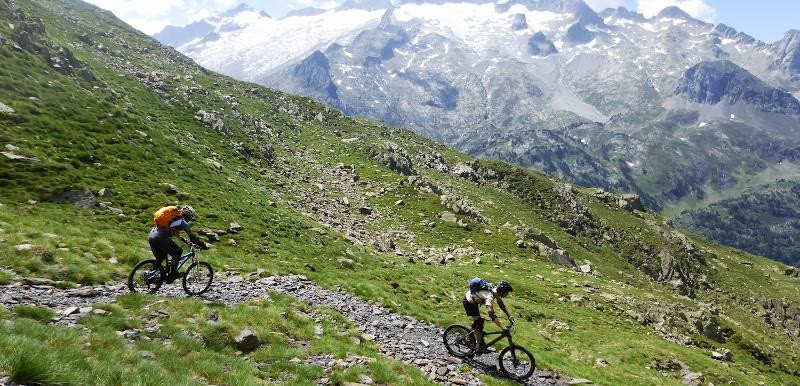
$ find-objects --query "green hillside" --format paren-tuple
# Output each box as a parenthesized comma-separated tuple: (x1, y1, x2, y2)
(1, 0, 799, 385)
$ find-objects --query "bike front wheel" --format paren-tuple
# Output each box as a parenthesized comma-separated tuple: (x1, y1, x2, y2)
(128, 259, 163, 294)
(499, 345, 536, 381)
(182, 261, 213, 295)
(443, 324, 476, 358)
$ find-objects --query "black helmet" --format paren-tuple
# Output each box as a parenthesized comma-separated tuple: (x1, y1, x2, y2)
(495, 280, 513, 294)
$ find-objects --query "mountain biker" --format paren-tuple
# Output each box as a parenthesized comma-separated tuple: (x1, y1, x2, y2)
(463, 280, 513, 353)
(149, 204, 206, 283)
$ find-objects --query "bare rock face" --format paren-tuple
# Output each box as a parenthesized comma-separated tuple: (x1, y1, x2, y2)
(52, 189, 97, 209)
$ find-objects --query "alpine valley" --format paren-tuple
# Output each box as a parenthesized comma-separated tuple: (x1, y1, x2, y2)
(156, 0, 800, 266)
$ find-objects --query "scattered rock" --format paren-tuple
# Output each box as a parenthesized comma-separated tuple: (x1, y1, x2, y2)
(52, 189, 97, 209)
(681, 371, 704, 386)
(14, 243, 34, 251)
(139, 351, 155, 359)
(358, 206, 373, 215)
(234, 329, 260, 352)
(158, 183, 179, 195)
(547, 320, 571, 332)
(229, 222, 243, 233)
(594, 358, 609, 367)
(195, 110, 229, 135)
(568, 379, 593, 385)
(617, 194, 645, 212)
(711, 349, 732, 361)
(439, 211, 458, 223)
(369, 143, 415, 175)
(0, 103, 14, 114)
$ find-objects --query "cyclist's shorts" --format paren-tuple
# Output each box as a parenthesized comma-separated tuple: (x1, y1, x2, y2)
(463, 299, 480, 317)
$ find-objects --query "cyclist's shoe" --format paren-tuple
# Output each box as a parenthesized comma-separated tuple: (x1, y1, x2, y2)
(475, 345, 496, 355)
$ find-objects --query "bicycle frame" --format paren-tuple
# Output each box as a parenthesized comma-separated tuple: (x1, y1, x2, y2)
(479, 326, 514, 348)
(168, 238, 197, 272)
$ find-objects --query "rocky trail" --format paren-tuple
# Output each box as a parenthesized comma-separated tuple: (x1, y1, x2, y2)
(0, 276, 577, 386)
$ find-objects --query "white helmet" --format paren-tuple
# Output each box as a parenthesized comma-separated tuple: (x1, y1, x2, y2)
(179, 205, 197, 221)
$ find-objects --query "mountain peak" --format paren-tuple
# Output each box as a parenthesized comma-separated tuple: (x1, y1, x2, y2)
(221, 4, 253, 17)
(773, 29, 800, 73)
(676, 60, 800, 113)
(599, 7, 645, 22)
(656, 6, 693, 20)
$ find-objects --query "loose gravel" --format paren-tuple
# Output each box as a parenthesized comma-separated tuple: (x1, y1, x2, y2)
(0, 276, 573, 386)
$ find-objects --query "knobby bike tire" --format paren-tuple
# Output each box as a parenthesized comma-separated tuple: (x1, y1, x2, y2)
(498, 345, 536, 381)
(443, 324, 476, 358)
(127, 259, 163, 294)
(182, 261, 213, 295)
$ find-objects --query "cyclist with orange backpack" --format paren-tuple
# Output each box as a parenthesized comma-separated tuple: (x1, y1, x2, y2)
(149, 205, 206, 283)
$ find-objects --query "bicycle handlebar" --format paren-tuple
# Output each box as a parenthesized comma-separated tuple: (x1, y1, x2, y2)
(178, 237, 198, 250)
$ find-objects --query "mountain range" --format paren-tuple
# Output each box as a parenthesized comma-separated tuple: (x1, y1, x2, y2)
(154, 0, 800, 266)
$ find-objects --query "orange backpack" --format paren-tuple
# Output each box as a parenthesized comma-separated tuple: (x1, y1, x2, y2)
(153, 206, 182, 228)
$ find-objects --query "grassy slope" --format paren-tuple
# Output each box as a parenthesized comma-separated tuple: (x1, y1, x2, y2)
(0, 0, 798, 385)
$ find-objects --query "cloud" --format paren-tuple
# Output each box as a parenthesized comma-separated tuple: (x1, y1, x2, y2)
(84, 0, 239, 34)
(583, 0, 628, 12)
(636, 0, 716, 21)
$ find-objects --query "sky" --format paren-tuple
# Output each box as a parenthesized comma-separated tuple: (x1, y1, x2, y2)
(83, 0, 799, 43)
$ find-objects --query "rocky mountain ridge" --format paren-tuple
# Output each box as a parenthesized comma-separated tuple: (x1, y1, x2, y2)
(155, 0, 800, 265)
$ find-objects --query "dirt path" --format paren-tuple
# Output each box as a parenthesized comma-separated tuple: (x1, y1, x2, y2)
(0, 276, 574, 386)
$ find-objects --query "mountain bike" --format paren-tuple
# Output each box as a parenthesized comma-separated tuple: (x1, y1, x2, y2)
(443, 317, 536, 381)
(127, 237, 214, 296)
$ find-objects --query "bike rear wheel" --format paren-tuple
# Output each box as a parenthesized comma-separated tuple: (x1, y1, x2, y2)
(182, 261, 213, 295)
(128, 259, 163, 294)
(499, 345, 536, 381)
(443, 324, 476, 358)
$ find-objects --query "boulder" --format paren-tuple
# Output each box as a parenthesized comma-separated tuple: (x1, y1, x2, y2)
(158, 183, 179, 194)
(14, 243, 34, 251)
(370, 143, 415, 175)
(785, 267, 799, 278)
(229, 222, 243, 233)
(195, 110, 229, 135)
(0, 102, 14, 114)
(617, 194, 645, 212)
(711, 349, 732, 361)
(537, 243, 577, 268)
(439, 211, 458, 223)
(52, 189, 97, 209)
(452, 163, 480, 182)
(234, 329, 260, 352)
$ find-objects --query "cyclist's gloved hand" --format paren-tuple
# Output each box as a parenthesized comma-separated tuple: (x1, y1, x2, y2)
(509, 316, 516, 324)
(189, 235, 203, 246)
